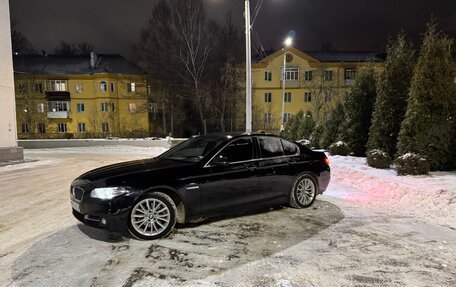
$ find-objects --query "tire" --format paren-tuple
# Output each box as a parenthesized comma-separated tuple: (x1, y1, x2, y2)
(128, 192, 177, 240)
(289, 174, 318, 208)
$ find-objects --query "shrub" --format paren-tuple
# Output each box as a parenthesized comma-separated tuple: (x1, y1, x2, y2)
(395, 153, 430, 175)
(328, 141, 350, 156)
(366, 149, 392, 169)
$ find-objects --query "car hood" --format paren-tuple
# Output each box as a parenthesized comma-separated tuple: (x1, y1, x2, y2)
(78, 157, 196, 182)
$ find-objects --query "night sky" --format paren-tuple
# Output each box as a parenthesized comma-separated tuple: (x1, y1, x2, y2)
(9, 0, 456, 56)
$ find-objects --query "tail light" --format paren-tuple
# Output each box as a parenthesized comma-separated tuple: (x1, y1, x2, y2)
(323, 155, 330, 166)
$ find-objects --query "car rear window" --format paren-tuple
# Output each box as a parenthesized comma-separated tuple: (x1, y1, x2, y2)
(258, 136, 284, 158)
(281, 139, 299, 155)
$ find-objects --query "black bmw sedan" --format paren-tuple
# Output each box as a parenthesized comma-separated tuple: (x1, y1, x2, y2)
(70, 133, 330, 240)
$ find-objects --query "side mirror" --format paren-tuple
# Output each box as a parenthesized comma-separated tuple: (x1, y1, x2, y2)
(211, 155, 229, 167)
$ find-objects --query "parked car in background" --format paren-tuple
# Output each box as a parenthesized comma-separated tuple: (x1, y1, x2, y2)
(70, 133, 331, 240)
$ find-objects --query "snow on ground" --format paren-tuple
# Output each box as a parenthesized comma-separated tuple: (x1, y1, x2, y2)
(1, 146, 455, 287)
(328, 155, 456, 229)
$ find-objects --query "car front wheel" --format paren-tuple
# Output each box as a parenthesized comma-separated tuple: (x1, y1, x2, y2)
(289, 174, 318, 208)
(128, 192, 177, 240)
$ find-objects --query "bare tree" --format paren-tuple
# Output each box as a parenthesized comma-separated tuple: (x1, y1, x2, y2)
(303, 67, 337, 123)
(133, 0, 184, 136)
(172, 0, 211, 134)
(54, 41, 95, 55)
(11, 22, 35, 54)
(14, 76, 46, 137)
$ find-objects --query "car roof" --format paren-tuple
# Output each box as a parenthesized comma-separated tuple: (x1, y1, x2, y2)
(194, 132, 282, 140)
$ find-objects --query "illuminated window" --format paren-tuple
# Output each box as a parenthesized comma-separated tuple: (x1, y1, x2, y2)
(100, 81, 107, 92)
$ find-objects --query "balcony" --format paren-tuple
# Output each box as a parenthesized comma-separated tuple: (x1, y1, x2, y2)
(280, 79, 300, 88)
(47, 111, 71, 119)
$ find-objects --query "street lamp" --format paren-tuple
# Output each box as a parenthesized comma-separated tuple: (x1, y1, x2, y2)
(245, 0, 252, 133)
(280, 36, 293, 131)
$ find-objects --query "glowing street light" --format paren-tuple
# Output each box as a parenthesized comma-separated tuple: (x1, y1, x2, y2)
(280, 35, 293, 131)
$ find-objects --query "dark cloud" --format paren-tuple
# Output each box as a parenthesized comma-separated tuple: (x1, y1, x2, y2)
(10, 0, 456, 56)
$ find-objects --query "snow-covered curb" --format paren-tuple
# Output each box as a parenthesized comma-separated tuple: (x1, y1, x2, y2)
(328, 155, 456, 229)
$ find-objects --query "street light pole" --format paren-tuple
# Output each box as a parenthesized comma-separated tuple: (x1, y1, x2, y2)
(245, 0, 252, 133)
(280, 37, 293, 132)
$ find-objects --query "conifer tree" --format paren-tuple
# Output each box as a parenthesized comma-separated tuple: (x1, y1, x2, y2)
(340, 67, 377, 156)
(320, 102, 346, 149)
(397, 21, 456, 170)
(367, 33, 415, 158)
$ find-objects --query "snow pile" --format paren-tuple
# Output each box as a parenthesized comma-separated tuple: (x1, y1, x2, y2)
(368, 149, 388, 157)
(327, 155, 456, 228)
(332, 141, 346, 147)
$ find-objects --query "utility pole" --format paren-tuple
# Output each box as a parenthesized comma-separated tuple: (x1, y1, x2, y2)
(245, 0, 252, 133)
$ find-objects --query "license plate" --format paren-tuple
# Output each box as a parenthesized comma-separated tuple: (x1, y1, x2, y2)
(71, 201, 80, 212)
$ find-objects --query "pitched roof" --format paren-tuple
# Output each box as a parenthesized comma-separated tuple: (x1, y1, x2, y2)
(253, 47, 386, 64)
(305, 51, 386, 62)
(13, 54, 145, 75)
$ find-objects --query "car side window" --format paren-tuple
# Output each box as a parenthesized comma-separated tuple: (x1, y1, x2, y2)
(281, 139, 299, 155)
(258, 137, 284, 158)
(217, 138, 253, 163)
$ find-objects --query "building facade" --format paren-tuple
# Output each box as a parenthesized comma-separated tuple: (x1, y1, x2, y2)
(251, 47, 384, 132)
(14, 54, 153, 138)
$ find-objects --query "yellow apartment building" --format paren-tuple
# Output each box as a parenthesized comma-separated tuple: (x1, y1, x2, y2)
(13, 53, 154, 138)
(251, 47, 385, 132)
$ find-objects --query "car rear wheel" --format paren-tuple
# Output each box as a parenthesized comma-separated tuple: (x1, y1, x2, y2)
(128, 192, 176, 240)
(289, 174, 317, 208)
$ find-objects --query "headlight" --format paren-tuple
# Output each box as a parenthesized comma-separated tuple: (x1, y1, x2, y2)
(90, 187, 131, 200)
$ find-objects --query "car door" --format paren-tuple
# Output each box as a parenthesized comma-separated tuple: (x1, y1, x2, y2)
(256, 136, 293, 202)
(199, 137, 259, 217)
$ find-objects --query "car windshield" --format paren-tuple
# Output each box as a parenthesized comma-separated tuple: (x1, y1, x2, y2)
(160, 137, 225, 162)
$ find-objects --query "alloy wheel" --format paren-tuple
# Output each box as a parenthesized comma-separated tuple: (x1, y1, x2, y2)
(130, 198, 171, 237)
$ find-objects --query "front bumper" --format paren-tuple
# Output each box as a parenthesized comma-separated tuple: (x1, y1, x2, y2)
(70, 180, 140, 233)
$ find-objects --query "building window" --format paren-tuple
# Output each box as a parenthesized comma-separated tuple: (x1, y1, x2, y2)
(46, 80, 67, 91)
(37, 103, 45, 113)
(17, 83, 28, 93)
(57, 123, 67, 133)
(78, 123, 86, 133)
(325, 91, 332, 102)
(102, 122, 109, 133)
(264, 113, 272, 123)
(111, 103, 115, 112)
(101, 102, 109, 112)
(48, 101, 70, 112)
(282, 67, 299, 81)
(100, 81, 107, 92)
(344, 68, 357, 80)
(37, 123, 46, 134)
(128, 103, 137, 112)
(75, 83, 83, 93)
(110, 82, 115, 92)
(77, 103, 85, 112)
(304, 70, 313, 81)
(325, 70, 333, 81)
(283, 112, 291, 123)
(304, 92, 312, 102)
(264, 71, 272, 81)
(34, 83, 43, 93)
(284, 92, 292, 102)
(264, 92, 272, 103)
(21, 123, 29, 133)
(127, 82, 136, 93)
